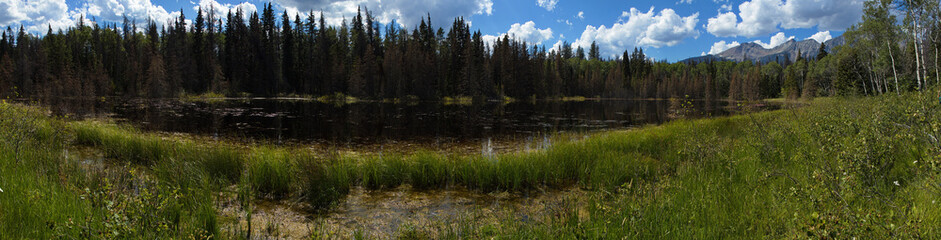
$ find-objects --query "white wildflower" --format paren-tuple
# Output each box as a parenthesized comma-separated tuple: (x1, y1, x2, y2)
(893, 181, 900, 186)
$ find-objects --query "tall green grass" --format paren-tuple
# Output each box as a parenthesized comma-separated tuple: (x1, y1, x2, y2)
(410, 92, 941, 238)
(8, 89, 940, 238)
(63, 109, 757, 207)
(0, 102, 223, 238)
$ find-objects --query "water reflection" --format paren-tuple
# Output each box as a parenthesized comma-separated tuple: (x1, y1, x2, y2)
(35, 98, 775, 147)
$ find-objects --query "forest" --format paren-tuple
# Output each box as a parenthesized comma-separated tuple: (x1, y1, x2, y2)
(0, 0, 939, 101)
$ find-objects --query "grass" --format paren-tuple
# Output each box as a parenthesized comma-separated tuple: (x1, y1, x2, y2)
(316, 92, 360, 105)
(0, 102, 225, 238)
(3, 90, 941, 238)
(425, 92, 941, 238)
(181, 92, 228, 103)
(442, 96, 474, 105)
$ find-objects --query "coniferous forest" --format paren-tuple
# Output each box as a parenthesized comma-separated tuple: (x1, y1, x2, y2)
(1, 1, 937, 101)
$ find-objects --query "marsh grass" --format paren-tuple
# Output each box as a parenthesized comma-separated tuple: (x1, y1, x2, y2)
(408, 91, 941, 238)
(5, 90, 941, 238)
(246, 147, 295, 198)
(0, 102, 226, 238)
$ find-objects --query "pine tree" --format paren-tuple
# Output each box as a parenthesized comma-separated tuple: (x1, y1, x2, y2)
(817, 43, 828, 61)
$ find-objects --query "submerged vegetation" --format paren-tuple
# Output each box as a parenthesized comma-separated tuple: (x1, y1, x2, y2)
(2, 88, 940, 238)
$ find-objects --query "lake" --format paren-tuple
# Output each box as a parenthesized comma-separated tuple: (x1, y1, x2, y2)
(37, 97, 777, 151)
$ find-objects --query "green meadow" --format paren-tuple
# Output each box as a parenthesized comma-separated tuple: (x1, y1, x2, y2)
(1, 91, 940, 238)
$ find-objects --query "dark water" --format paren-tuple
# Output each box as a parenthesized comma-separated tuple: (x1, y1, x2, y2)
(36, 98, 776, 146)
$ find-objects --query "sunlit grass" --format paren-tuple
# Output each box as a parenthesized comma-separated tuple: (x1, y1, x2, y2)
(4, 89, 941, 238)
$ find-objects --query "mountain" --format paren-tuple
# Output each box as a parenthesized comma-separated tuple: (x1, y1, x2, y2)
(681, 35, 845, 64)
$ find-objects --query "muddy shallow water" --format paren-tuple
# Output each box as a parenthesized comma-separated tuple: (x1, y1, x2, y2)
(221, 186, 587, 239)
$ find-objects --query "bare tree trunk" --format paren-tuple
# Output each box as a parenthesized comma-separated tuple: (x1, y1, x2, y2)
(872, 66, 880, 94)
(869, 52, 883, 94)
(912, 13, 924, 90)
(888, 42, 900, 95)
(921, 30, 929, 88)
(936, 47, 939, 86)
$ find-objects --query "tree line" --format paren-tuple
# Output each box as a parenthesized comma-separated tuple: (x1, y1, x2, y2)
(0, 0, 938, 101)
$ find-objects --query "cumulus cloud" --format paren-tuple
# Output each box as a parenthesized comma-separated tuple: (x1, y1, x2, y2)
(79, 0, 179, 26)
(194, 0, 257, 20)
(806, 31, 832, 43)
(0, 1, 29, 26)
(708, 40, 740, 54)
(706, 0, 863, 38)
(577, 11, 584, 19)
(482, 21, 553, 47)
(508, 21, 553, 43)
(575, 7, 699, 58)
(481, 34, 501, 48)
(706, 12, 738, 37)
(0, 0, 199, 34)
(0, 0, 83, 33)
(551, 40, 566, 52)
(537, 0, 558, 11)
(274, 0, 493, 28)
(733, 0, 782, 37)
(753, 32, 794, 49)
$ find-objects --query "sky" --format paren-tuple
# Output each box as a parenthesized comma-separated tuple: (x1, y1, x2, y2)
(0, 0, 864, 61)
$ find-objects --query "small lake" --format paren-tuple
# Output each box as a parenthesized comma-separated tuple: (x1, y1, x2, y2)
(38, 98, 777, 150)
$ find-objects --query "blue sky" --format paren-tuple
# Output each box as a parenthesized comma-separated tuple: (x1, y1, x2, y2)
(1, 0, 863, 61)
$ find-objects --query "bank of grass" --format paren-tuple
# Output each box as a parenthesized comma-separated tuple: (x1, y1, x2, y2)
(0, 102, 223, 238)
(442, 96, 474, 105)
(3, 90, 941, 238)
(422, 92, 941, 238)
(180, 92, 228, 103)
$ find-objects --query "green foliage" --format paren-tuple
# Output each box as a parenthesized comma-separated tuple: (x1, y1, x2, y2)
(0, 103, 223, 239)
(246, 148, 295, 198)
(297, 153, 351, 210)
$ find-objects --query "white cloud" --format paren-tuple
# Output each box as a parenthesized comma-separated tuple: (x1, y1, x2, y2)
(733, 0, 781, 37)
(508, 21, 553, 44)
(75, 0, 182, 31)
(482, 34, 500, 45)
(705, 0, 863, 38)
(551, 40, 566, 52)
(706, 12, 737, 37)
(557, 19, 572, 26)
(678, 0, 694, 4)
(708, 40, 740, 54)
(0, 0, 86, 34)
(719, 4, 732, 11)
(577, 11, 584, 19)
(482, 21, 553, 48)
(806, 31, 832, 43)
(576, 7, 699, 58)
(753, 32, 794, 48)
(537, 0, 558, 11)
(274, 0, 493, 28)
(780, 0, 862, 30)
(0, 1, 30, 26)
(194, 0, 257, 20)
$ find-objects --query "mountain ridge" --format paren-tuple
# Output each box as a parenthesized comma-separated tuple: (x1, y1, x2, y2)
(681, 35, 845, 64)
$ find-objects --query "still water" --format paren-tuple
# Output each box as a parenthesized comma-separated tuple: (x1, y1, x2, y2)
(40, 98, 776, 147)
